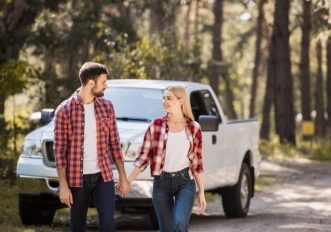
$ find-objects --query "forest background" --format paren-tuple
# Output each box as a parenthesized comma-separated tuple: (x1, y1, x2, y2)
(0, 0, 331, 207)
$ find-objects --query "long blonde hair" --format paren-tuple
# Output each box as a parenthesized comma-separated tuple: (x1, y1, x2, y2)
(165, 85, 194, 121)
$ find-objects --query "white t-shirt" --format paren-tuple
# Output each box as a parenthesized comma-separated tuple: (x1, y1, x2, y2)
(163, 129, 190, 172)
(83, 103, 100, 174)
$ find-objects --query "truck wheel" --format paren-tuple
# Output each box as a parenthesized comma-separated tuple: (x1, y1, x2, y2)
(19, 194, 56, 225)
(149, 207, 159, 230)
(222, 163, 252, 218)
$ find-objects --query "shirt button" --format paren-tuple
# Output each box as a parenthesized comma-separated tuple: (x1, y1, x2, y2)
(81, 134, 84, 137)
(81, 158, 83, 161)
(80, 169, 83, 173)
(81, 145, 84, 149)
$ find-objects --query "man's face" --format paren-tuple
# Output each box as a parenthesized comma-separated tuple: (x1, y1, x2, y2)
(91, 74, 108, 97)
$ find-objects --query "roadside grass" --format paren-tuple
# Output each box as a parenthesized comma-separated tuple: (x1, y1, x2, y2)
(256, 136, 331, 190)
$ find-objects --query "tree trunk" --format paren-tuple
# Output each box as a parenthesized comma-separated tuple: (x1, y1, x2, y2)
(149, 3, 165, 36)
(249, 0, 266, 118)
(261, 30, 276, 140)
(194, 0, 200, 41)
(0, 95, 6, 150)
(184, 2, 191, 50)
(327, 37, 331, 132)
(299, 0, 312, 122)
(210, 0, 237, 119)
(273, 0, 296, 144)
(315, 40, 326, 137)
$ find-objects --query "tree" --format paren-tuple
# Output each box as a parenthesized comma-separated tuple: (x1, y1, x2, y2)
(0, 0, 61, 149)
(314, 40, 326, 137)
(263, 0, 296, 144)
(209, 0, 237, 119)
(327, 36, 331, 132)
(299, 0, 312, 122)
(249, 0, 266, 118)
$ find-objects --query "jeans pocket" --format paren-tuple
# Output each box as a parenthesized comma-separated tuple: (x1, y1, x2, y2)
(181, 171, 192, 181)
(153, 173, 164, 183)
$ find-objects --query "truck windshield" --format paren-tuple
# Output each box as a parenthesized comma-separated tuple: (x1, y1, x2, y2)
(103, 87, 164, 122)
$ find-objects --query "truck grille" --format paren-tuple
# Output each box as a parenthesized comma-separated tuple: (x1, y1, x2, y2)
(42, 140, 56, 167)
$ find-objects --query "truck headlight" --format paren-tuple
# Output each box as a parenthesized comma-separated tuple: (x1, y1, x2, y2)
(21, 139, 42, 158)
(123, 143, 141, 161)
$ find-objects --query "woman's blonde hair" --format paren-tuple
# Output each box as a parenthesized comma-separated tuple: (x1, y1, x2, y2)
(165, 85, 194, 121)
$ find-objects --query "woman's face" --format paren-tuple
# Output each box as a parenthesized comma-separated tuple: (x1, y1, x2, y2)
(162, 90, 182, 113)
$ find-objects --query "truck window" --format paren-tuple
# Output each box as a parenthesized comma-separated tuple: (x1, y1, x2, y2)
(190, 90, 221, 123)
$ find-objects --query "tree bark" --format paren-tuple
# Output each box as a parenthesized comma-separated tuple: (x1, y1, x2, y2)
(299, 0, 312, 122)
(210, 0, 237, 119)
(327, 37, 331, 132)
(194, 0, 200, 41)
(184, 2, 191, 50)
(261, 29, 276, 140)
(249, 0, 266, 118)
(273, 0, 296, 144)
(315, 40, 326, 137)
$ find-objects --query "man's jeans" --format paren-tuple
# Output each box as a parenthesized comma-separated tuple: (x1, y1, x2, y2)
(152, 168, 196, 232)
(70, 172, 115, 232)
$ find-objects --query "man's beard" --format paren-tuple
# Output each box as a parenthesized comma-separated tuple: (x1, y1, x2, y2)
(92, 87, 104, 97)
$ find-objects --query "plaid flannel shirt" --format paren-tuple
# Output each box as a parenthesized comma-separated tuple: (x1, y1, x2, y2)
(53, 93, 123, 187)
(134, 115, 203, 178)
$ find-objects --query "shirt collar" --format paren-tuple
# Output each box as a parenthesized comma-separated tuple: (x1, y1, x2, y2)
(72, 89, 100, 105)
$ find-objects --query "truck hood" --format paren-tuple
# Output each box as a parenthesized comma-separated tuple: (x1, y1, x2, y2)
(24, 120, 149, 145)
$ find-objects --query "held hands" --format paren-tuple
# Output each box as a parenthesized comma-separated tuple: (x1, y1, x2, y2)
(115, 176, 131, 197)
(198, 191, 207, 214)
(59, 185, 73, 208)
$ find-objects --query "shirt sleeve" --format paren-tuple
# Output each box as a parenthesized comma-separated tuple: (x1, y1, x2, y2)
(53, 107, 68, 169)
(193, 124, 203, 173)
(134, 124, 152, 171)
(108, 102, 124, 163)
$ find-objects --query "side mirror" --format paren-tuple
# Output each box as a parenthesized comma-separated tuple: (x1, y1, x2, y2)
(41, 109, 55, 125)
(198, 115, 219, 131)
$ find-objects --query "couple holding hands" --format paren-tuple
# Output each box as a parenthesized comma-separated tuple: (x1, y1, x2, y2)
(54, 62, 206, 232)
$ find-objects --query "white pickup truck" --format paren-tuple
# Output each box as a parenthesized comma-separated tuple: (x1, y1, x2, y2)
(16, 80, 261, 228)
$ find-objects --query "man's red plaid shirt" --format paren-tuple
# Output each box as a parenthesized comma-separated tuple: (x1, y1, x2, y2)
(134, 116, 203, 178)
(53, 93, 123, 187)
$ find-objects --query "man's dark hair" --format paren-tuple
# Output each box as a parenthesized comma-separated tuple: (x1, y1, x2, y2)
(79, 62, 108, 86)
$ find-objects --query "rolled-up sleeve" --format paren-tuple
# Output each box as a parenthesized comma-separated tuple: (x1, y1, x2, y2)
(108, 103, 123, 163)
(193, 126, 203, 173)
(134, 125, 152, 171)
(54, 108, 68, 169)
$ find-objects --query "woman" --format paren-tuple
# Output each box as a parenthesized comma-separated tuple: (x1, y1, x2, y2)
(121, 85, 206, 232)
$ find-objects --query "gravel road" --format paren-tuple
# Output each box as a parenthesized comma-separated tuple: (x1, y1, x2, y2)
(113, 158, 331, 232)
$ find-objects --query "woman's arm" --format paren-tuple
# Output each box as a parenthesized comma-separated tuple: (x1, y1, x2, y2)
(194, 172, 206, 214)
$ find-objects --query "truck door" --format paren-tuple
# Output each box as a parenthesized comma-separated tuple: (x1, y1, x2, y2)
(190, 90, 228, 189)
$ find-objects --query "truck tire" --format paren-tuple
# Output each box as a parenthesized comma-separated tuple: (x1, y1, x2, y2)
(19, 194, 56, 225)
(149, 207, 159, 230)
(222, 163, 252, 218)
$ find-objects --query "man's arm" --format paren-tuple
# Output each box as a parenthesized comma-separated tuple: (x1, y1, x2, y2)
(57, 168, 73, 208)
(53, 107, 72, 207)
(108, 103, 130, 196)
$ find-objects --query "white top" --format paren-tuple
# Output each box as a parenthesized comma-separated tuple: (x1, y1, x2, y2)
(163, 129, 190, 172)
(83, 103, 100, 174)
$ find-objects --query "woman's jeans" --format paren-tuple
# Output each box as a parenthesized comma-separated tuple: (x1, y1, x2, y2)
(152, 168, 196, 232)
(70, 172, 116, 232)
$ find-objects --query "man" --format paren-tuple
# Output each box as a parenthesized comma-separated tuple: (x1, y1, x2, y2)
(53, 62, 130, 232)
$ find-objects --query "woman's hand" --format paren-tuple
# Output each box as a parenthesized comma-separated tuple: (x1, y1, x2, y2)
(198, 191, 206, 214)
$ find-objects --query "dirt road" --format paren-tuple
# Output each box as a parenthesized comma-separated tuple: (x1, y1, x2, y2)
(114, 158, 331, 232)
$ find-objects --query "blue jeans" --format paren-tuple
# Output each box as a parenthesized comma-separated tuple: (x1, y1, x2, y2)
(152, 168, 196, 232)
(70, 172, 115, 232)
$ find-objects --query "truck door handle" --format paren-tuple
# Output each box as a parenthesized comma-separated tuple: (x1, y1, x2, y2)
(212, 135, 217, 144)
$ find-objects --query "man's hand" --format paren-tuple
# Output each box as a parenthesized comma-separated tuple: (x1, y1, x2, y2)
(59, 185, 73, 208)
(116, 177, 130, 197)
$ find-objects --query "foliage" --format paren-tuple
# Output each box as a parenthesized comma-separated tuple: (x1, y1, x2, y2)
(95, 32, 204, 81)
(0, 60, 36, 97)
